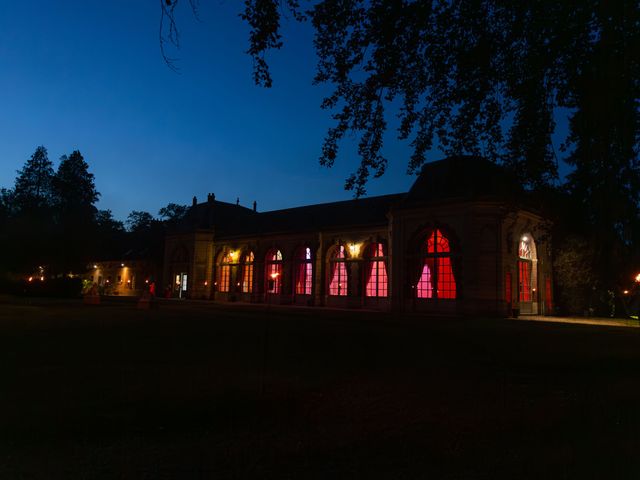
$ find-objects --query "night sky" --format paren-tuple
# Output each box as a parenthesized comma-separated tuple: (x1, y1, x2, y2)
(0, 1, 569, 220)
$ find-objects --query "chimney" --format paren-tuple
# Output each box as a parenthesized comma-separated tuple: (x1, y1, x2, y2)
(253, 201, 257, 212)
(192, 196, 197, 207)
(236, 197, 240, 206)
(207, 193, 215, 204)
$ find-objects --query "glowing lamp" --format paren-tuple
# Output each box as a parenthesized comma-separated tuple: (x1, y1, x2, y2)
(40, 276, 44, 281)
(204, 281, 208, 286)
(28, 276, 33, 282)
(93, 265, 98, 269)
(121, 263, 125, 267)
(635, 273, 640, 283)
(348, 242, 361, 257)
(522, 236, 528, 242)
(624, 290, 630, 295)
(145, 279, 149, 284)
(270, 272, 279, 279)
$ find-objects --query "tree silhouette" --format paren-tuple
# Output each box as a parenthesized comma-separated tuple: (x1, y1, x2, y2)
(13, 146, 54, 212)
(161, 2, 639, 198)
(52, 150, 101, 271)
(126, 211, 155, 233)
(54, 150, 100, 220)
(158, 203, 188, 226)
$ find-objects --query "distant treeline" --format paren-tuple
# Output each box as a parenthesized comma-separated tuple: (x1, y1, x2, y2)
(1, 145, 639, 316)
(0, 146, 187, 278)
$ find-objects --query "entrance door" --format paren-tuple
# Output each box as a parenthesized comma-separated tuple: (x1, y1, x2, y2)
(175, 272, 188, 298)
(518, 260, 532, 314)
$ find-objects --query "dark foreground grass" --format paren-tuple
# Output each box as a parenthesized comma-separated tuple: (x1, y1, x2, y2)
(1, 298, 639, 479)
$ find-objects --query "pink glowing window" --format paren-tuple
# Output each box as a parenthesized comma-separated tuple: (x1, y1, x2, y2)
(266, 249, 282, 294)
(417, 229, 456, 299)
(295, 247, 313, 295)
(242, 252, 254, 293)
(365, 243, 388, 297)
(417, 258, 434, 298)
(328, 246, 347, 296)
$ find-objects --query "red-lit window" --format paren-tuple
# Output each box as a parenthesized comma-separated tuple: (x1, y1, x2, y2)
(266, 249, 283, 294)
(505, 271, 512, 305)
(545, 277, 553, 313)
(519, 238, 532, 259)
(518, 260, 531, 302)
(416, 229, 457, 299)
(328, 246, 347, 296)
(365, 243, 388, 297)
(295, 247, 313, 295)
(242, 252, 254, 293)
(219, 252, 233, 292)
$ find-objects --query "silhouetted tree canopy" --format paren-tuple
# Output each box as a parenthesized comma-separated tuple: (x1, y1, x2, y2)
(13, 146, 54, 212)
(51, 150, 101, 270)
(54, 150, 100, 218)
(126, 211, 156, 233)
(162, 1, 639, 196)
(158, 203, 188, 224)
(96, 209, 125, 234)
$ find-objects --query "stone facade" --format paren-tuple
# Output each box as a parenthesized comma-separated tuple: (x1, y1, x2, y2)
(163, 157, 553, 316)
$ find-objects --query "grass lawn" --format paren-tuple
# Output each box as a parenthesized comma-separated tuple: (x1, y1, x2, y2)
(1, 297, 639, 479)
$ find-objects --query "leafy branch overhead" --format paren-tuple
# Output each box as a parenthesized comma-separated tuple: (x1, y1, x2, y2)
(161, 1, 639, 199)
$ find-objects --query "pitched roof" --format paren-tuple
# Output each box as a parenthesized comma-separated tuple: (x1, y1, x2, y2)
(217, 193, 405, 238)
(172, 156, 522, 238)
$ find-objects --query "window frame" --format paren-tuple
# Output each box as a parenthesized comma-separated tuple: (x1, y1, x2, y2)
(328, 245, 348, 296)
(241, 251, 254, 293)
(265, 249, 283, 294)
(294, 247, 313, 295)
(365, 243, 388, 298)
(218, 251, 233, 293)
(416, 228, 457, 300)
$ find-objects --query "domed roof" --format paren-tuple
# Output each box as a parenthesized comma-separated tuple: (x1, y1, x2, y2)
(404, 155, 521, 204)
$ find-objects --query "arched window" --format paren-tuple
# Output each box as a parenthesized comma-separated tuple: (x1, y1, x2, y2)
(519, 237, 532, 259)
(295, 247, 313, 295)
(266, 249, 283, 294)
(416, 229, 456, 299)
(219, 251, 233, 292)
(328, 245, 348, 296)
(518, 235, 532, 302)
(241, 251, 254, 293)
(365, 243, 388, 297)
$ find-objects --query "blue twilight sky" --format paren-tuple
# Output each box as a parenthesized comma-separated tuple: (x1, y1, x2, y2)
(0, 1, 570, 220)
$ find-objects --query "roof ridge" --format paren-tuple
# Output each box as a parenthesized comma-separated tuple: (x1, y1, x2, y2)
(259, 192, 406, 215)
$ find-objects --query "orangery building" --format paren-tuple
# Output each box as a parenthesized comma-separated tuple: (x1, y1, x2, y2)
(163, 156, 553, 316)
